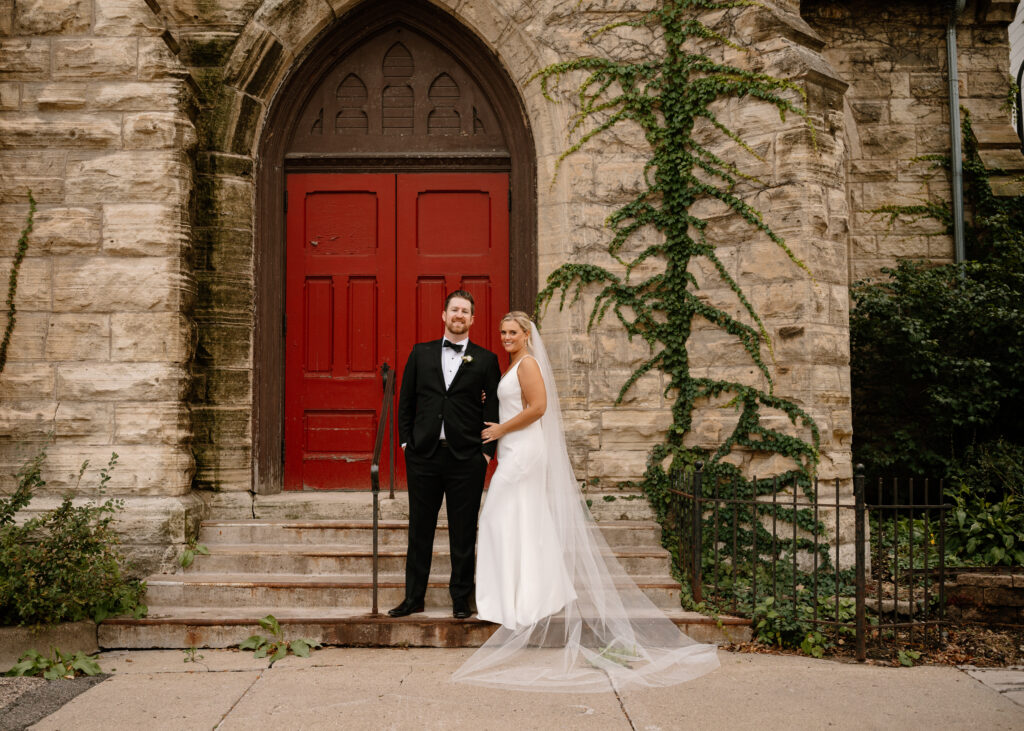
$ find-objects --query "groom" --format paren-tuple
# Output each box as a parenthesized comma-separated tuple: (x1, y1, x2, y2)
(390, 290, 501, 619)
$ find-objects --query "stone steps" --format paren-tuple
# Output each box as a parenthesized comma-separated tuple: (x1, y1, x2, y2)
(583, 492, 657, 521)
(98, 606, 752, 649)
(100, 507, 751, 649)
(143, 572, 684, 610)
(199, 518, 665, 548)
(183, 543, 672, 576)
(202, 490, 657, 523)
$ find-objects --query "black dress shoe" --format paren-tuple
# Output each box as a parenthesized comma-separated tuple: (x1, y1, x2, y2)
(452, 599, 472, 619)
(387, 598, 424, 618)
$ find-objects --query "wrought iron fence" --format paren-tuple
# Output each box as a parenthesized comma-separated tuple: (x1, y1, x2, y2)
(668, 465, 950, 661)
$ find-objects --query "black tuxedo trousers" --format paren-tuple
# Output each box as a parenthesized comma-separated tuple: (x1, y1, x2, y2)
(397, 339, 501, 603)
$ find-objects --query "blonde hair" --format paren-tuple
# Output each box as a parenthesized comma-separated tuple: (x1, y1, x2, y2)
(501, 311, 534, 348)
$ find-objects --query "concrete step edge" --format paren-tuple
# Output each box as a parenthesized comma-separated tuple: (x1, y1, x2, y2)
(102, 608, 749, 627)
(201, 519, 662, 528)
(189, 543, 670, 558)
(146, 574, 683, 588)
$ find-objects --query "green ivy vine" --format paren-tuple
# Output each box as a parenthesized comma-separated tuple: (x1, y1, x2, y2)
(532, 0, 825, 596)
(1, 192, 35, 376)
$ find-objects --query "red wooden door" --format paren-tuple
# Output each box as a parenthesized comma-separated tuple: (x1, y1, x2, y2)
(285, 172, 508, 490)
(396, 173, 509, 365)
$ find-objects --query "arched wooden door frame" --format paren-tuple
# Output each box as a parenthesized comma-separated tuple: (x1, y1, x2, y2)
(253, 0, 537, 494)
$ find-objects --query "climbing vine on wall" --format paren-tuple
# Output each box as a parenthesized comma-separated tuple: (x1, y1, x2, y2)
(533, 1, 821, 538)
(1, 192, 35, 376)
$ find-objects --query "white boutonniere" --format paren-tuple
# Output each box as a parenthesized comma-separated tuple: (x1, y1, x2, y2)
(461, 354, 473, 363)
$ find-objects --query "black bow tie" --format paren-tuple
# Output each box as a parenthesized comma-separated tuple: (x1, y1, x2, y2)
(443, 340, 465, 353)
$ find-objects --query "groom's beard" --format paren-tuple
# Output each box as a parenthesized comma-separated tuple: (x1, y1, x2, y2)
(446, 319, 470, 335)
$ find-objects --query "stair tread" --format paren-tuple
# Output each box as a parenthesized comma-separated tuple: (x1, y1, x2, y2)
(103, 606, 748, 625)
(203, 519, 419, 529)
(202, 518, 661, 528)
(192, 543, 668, 557)
(148, 573, 682, 587)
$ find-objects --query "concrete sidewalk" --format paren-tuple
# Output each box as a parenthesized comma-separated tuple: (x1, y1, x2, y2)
(17, 648, 1024, 730)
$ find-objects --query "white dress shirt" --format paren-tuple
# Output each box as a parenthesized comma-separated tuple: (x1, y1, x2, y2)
(439, 336, 468, 440)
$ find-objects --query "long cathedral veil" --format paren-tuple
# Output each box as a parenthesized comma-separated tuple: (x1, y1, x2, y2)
(452, 323, 719, 692)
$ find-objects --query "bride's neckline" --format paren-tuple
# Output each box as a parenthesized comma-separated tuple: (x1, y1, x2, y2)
(501, 353, 533, 381)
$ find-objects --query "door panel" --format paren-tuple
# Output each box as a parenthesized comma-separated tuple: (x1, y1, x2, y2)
(397, 173, 509, 360)
(285, 172, 508, 490)
(285, 174, 396, 490)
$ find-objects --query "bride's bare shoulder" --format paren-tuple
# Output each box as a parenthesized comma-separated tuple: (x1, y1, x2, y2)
(515, 355, 543, 383)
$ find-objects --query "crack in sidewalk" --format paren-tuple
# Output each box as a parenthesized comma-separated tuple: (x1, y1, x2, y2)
(213, 670, 263, 730)
(612, 685, 637, 730)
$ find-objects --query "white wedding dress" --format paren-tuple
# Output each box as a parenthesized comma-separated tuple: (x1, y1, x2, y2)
(475, 356, 577, 628)
(453, 324, 719, 693)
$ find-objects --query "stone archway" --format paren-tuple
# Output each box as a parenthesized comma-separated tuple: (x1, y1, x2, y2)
(249, 0, 538, 494)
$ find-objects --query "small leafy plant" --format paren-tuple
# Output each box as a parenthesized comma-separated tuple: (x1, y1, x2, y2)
(5, 648, 102, 679)
(897, 649, 921, 667)
(946, 489, 1024, 566)
(593, 642, 640, 668)
(0, 449, 147, 625)
(183, 646, 204, 663)
(178, 538, 209, 569)
(239, 615, 320, 666)
(753, 594, 856, 658)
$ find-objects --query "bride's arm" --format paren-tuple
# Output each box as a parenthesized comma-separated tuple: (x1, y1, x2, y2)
(481, 357, 546, 443)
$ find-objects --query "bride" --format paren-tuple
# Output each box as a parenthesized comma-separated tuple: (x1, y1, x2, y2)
(452, 311, 719, 692)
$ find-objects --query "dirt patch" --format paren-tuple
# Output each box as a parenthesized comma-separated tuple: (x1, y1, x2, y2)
(725, 624, 1024, 667)
(932, 625, 1024, 666)
(0, 675, 108, 731)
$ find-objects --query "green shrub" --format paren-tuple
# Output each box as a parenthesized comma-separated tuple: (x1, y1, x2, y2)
(941, 440, 1024, 566)
(753, 593, 856, 657)
(0, 450, 147, 626)
(946, 489, 1024, 566)
(850, 260, 1024, 478)
(950, 439, 1024, 502)
(850, 115, 1024, 480)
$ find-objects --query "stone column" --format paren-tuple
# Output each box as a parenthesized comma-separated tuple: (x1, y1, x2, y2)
(0, 0, 201, 572)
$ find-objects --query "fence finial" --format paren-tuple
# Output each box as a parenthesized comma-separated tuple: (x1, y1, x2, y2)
(695, 461, 704, 472)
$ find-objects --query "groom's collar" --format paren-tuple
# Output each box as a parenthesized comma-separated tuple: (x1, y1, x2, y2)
(442, 336, 470, 349)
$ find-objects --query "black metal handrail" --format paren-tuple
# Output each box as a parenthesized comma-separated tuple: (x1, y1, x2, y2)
(369, 362, 397, 616)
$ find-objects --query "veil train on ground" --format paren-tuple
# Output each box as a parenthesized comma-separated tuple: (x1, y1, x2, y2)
(452, 323, 719, 692)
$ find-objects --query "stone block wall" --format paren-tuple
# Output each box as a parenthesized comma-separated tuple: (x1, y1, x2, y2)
(803, 0, 1020, 281)
(539, 2, 852, 486)
(2, 0, 1019, 572)
(0, 0, 202, 570)
(947, 571, 1024, 625)
(0, 0, 856, 510)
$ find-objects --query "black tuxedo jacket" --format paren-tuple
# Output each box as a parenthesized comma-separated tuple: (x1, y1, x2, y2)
(398, 339, 501, 461)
